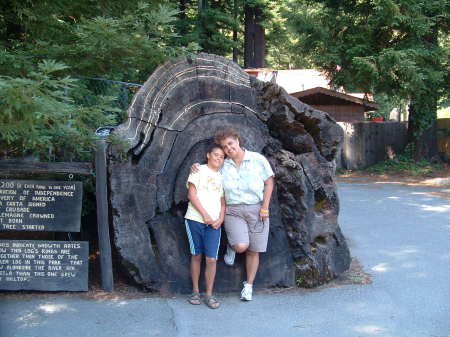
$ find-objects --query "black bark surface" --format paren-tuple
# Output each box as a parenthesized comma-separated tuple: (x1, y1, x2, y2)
(109, 53, 350, 293)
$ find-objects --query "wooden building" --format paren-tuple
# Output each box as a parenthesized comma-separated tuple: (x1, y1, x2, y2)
(291, 87, 380, 122)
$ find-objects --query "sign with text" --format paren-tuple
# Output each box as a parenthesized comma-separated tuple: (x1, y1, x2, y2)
(0, 180, 82, 232)
(0, 240, 88, 291)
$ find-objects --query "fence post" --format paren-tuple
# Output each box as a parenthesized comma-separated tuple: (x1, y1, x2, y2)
(95, 139, 114, 292)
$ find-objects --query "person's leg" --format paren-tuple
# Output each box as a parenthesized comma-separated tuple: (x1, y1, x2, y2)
(185, 219, 205, 304)
(204, 256, 217, 297)
(240, 205, 269, 301)
(203, 225, 221, 308)
(224, 205, 250, 265)
(245, 250, 259, 285)
(204, 225, 221, 296)
(191, 254, 202, 294)
(233, 243, 249, 253)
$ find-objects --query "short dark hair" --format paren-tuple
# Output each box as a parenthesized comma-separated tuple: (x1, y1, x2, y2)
(207, 143, 224, 154)
(214, 127, 241, 144)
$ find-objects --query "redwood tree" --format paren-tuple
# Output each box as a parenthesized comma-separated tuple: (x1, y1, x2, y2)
(284, 0, 450, 157)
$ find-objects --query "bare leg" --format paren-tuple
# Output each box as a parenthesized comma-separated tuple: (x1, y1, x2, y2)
(191, 254, 202, 293)
(204, 257, 217, 297)
(233, 243, 249, 253)
(245, 250, 259, 284)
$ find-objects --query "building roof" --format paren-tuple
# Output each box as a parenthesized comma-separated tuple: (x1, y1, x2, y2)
(291, 87, 379, 111)
(244, 68, 377, 105)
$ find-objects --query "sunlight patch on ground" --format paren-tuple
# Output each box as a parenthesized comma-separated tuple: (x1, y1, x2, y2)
(16, 312, 41, 328)
(39, 303, 74, 314)
(371, 263, 390, 272)
(410, 192, 432, 196)
(420, 204, 450, 212)
(108, 299, 129, 307)
(354, 324, 386, 335)
(379, 247, 418, 258)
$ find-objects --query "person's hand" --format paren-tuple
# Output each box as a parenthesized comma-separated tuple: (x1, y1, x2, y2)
(259, 207, 269, 221)
(203, 213, 214, 225)
(191, 163, 201, 173)
(211, 218, 223, 229)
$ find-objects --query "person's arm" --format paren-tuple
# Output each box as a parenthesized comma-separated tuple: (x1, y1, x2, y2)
(188, 183, 214, 224)
(211, 196, 225, 229)
(190, 163, 201, 173)
(260, 176, 274, 220)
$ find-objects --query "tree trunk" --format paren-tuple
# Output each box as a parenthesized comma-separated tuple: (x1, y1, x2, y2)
(253, 6, 265, 68)
(111, 53, 350, 293)
(232, 0, 239, 63)
(407, 96, 438, 160)
(244, 3, 265, 68)
(179, 0, 187, 20)
(1, 0, 24, 44)
(244, 5, 254, 68)
(407, 25, 439, 159)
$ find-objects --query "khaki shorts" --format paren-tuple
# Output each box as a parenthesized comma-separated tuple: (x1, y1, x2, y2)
(224, 204, 269, 253)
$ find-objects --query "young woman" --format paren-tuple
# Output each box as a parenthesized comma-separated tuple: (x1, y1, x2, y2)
(184, 144, 225, 309)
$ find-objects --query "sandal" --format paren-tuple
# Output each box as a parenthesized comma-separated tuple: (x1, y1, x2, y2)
(204, 295, 220, 309)
(188, 292, 201, 305)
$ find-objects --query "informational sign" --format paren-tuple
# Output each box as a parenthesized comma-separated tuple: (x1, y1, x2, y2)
(0, 240, 88, 291)
(0, 180, 82, 232)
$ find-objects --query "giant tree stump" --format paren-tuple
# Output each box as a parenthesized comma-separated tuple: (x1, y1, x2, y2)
(109, 53, 350, 292)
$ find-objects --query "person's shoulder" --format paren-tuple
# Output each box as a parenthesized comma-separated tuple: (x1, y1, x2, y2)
(247, 150, 268, 162)
(204, 165, 222, 176)
(189, 164, 206, 177)
(197, 164, 210, 174)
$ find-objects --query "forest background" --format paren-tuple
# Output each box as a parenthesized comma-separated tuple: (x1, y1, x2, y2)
(1, 0, 449, 161)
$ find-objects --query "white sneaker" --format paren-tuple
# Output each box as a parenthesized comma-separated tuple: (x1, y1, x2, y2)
(224, 244, 236, 266)
(240, 282, 253, 301)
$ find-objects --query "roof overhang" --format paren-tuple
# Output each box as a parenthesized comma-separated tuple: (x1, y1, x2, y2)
(291, 87, 380, 111)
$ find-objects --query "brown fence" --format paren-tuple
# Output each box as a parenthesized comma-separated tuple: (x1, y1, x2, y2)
(336, 121, 409, 170)
(437, 118, 450, 162)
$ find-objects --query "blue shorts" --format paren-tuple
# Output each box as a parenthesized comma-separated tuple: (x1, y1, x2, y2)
(185, 219, 221, 259)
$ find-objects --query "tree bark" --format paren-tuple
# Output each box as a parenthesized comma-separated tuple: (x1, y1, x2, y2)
(244, 4, 265, 68)
(232, 0, 239, 63)
(111, 53, 350, 293)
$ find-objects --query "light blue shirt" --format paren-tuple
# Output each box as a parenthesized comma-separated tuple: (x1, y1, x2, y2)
(221, 150, 274, 205)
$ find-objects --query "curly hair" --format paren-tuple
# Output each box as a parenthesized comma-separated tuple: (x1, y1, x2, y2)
(214, 127, 241, 144)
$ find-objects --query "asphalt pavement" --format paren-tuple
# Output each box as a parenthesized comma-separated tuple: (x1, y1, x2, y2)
(1, 181, 449, 337)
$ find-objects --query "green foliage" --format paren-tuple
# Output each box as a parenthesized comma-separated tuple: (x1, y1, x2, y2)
(0, 60, 117, 160)
(366, 111, 386, 120)
(265, 1, 311, 69)
(366, 144, 442, 174)
(1, 2, 191, 82)
(197, 6, 239, 56)
(284, 0, 450, 140)
(374, 93, 408, 121)
(108, 133, 131, 162)
(0, 1, 197, 160)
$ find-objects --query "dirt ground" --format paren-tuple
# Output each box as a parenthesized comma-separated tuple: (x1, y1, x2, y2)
(337, 165, 450, 197)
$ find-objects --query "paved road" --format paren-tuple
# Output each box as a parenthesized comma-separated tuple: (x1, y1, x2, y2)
(1, 181, 449, 337)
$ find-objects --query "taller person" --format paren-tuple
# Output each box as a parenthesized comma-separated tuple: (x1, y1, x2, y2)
(193, 128, 274, 301)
